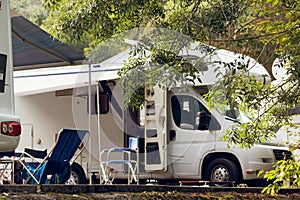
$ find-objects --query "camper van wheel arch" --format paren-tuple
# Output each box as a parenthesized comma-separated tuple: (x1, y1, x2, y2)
(203, 156, 241, 186)
(69, 163, 87, 184)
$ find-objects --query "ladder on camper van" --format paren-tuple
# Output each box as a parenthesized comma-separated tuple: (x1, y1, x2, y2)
(144, 84, 167, 171)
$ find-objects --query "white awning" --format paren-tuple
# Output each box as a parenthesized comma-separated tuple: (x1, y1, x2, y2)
(14, 50, 130, 96)
(14, 44, 270, 96)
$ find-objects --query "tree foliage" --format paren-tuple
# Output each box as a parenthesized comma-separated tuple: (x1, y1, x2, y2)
(11, 0, 48, 26)
(42, 0, 165, 54)
(205, 0, 300, 147)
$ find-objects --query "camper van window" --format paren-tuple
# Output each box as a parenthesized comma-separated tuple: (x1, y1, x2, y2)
(95, 93, 109, 114)
(88, 93, 109, 114)
(98, 93, 109, 114)
(0, 54, 7, 93)
(171, 95, 210, 130)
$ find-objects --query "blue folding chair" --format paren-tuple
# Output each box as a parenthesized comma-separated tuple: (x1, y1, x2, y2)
(18, 129, 89, 184)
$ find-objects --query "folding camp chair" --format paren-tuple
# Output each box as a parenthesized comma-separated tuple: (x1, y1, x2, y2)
(100, 137, 139, 185)
(18, 129, 89, 184)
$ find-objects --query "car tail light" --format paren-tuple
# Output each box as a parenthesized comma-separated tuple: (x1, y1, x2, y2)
(1, 121, 21, 136)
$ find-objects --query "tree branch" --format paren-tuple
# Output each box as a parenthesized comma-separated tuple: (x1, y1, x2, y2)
(207, 25, 300, 42)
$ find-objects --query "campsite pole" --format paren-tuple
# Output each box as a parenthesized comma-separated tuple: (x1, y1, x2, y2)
(96, 81, 101, 184)
(88, 60, 92, 185)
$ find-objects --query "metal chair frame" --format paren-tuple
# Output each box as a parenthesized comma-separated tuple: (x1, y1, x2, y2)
(100, 138, 139, 185)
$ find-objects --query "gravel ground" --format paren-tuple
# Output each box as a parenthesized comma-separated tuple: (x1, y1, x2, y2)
(2, 191, 300, 200)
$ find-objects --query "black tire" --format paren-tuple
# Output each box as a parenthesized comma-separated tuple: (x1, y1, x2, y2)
(204, 158, 240, 186)
(67, 163, 87, 184)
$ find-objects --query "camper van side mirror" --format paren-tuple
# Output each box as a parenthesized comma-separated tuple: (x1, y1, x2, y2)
(99, 93, 109, 114)
(198, 112, 211, 130)
(197, 112, 221, 131)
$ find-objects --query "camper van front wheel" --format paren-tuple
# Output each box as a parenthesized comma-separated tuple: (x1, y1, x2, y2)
(205, 158, 239, 186)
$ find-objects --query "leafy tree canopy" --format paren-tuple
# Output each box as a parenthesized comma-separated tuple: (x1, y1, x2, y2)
(11, 0, 48, 26)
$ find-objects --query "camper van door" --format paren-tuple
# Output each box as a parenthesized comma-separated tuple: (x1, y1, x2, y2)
(167, 93, 219, 177)
(144, 85, 168, 172)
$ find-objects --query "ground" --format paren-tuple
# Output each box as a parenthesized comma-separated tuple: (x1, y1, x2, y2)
(2, 192, 300, 200)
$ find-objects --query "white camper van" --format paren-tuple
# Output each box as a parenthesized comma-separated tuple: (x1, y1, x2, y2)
(14, 48, 290, 185)
(0, 0, 21, 154)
